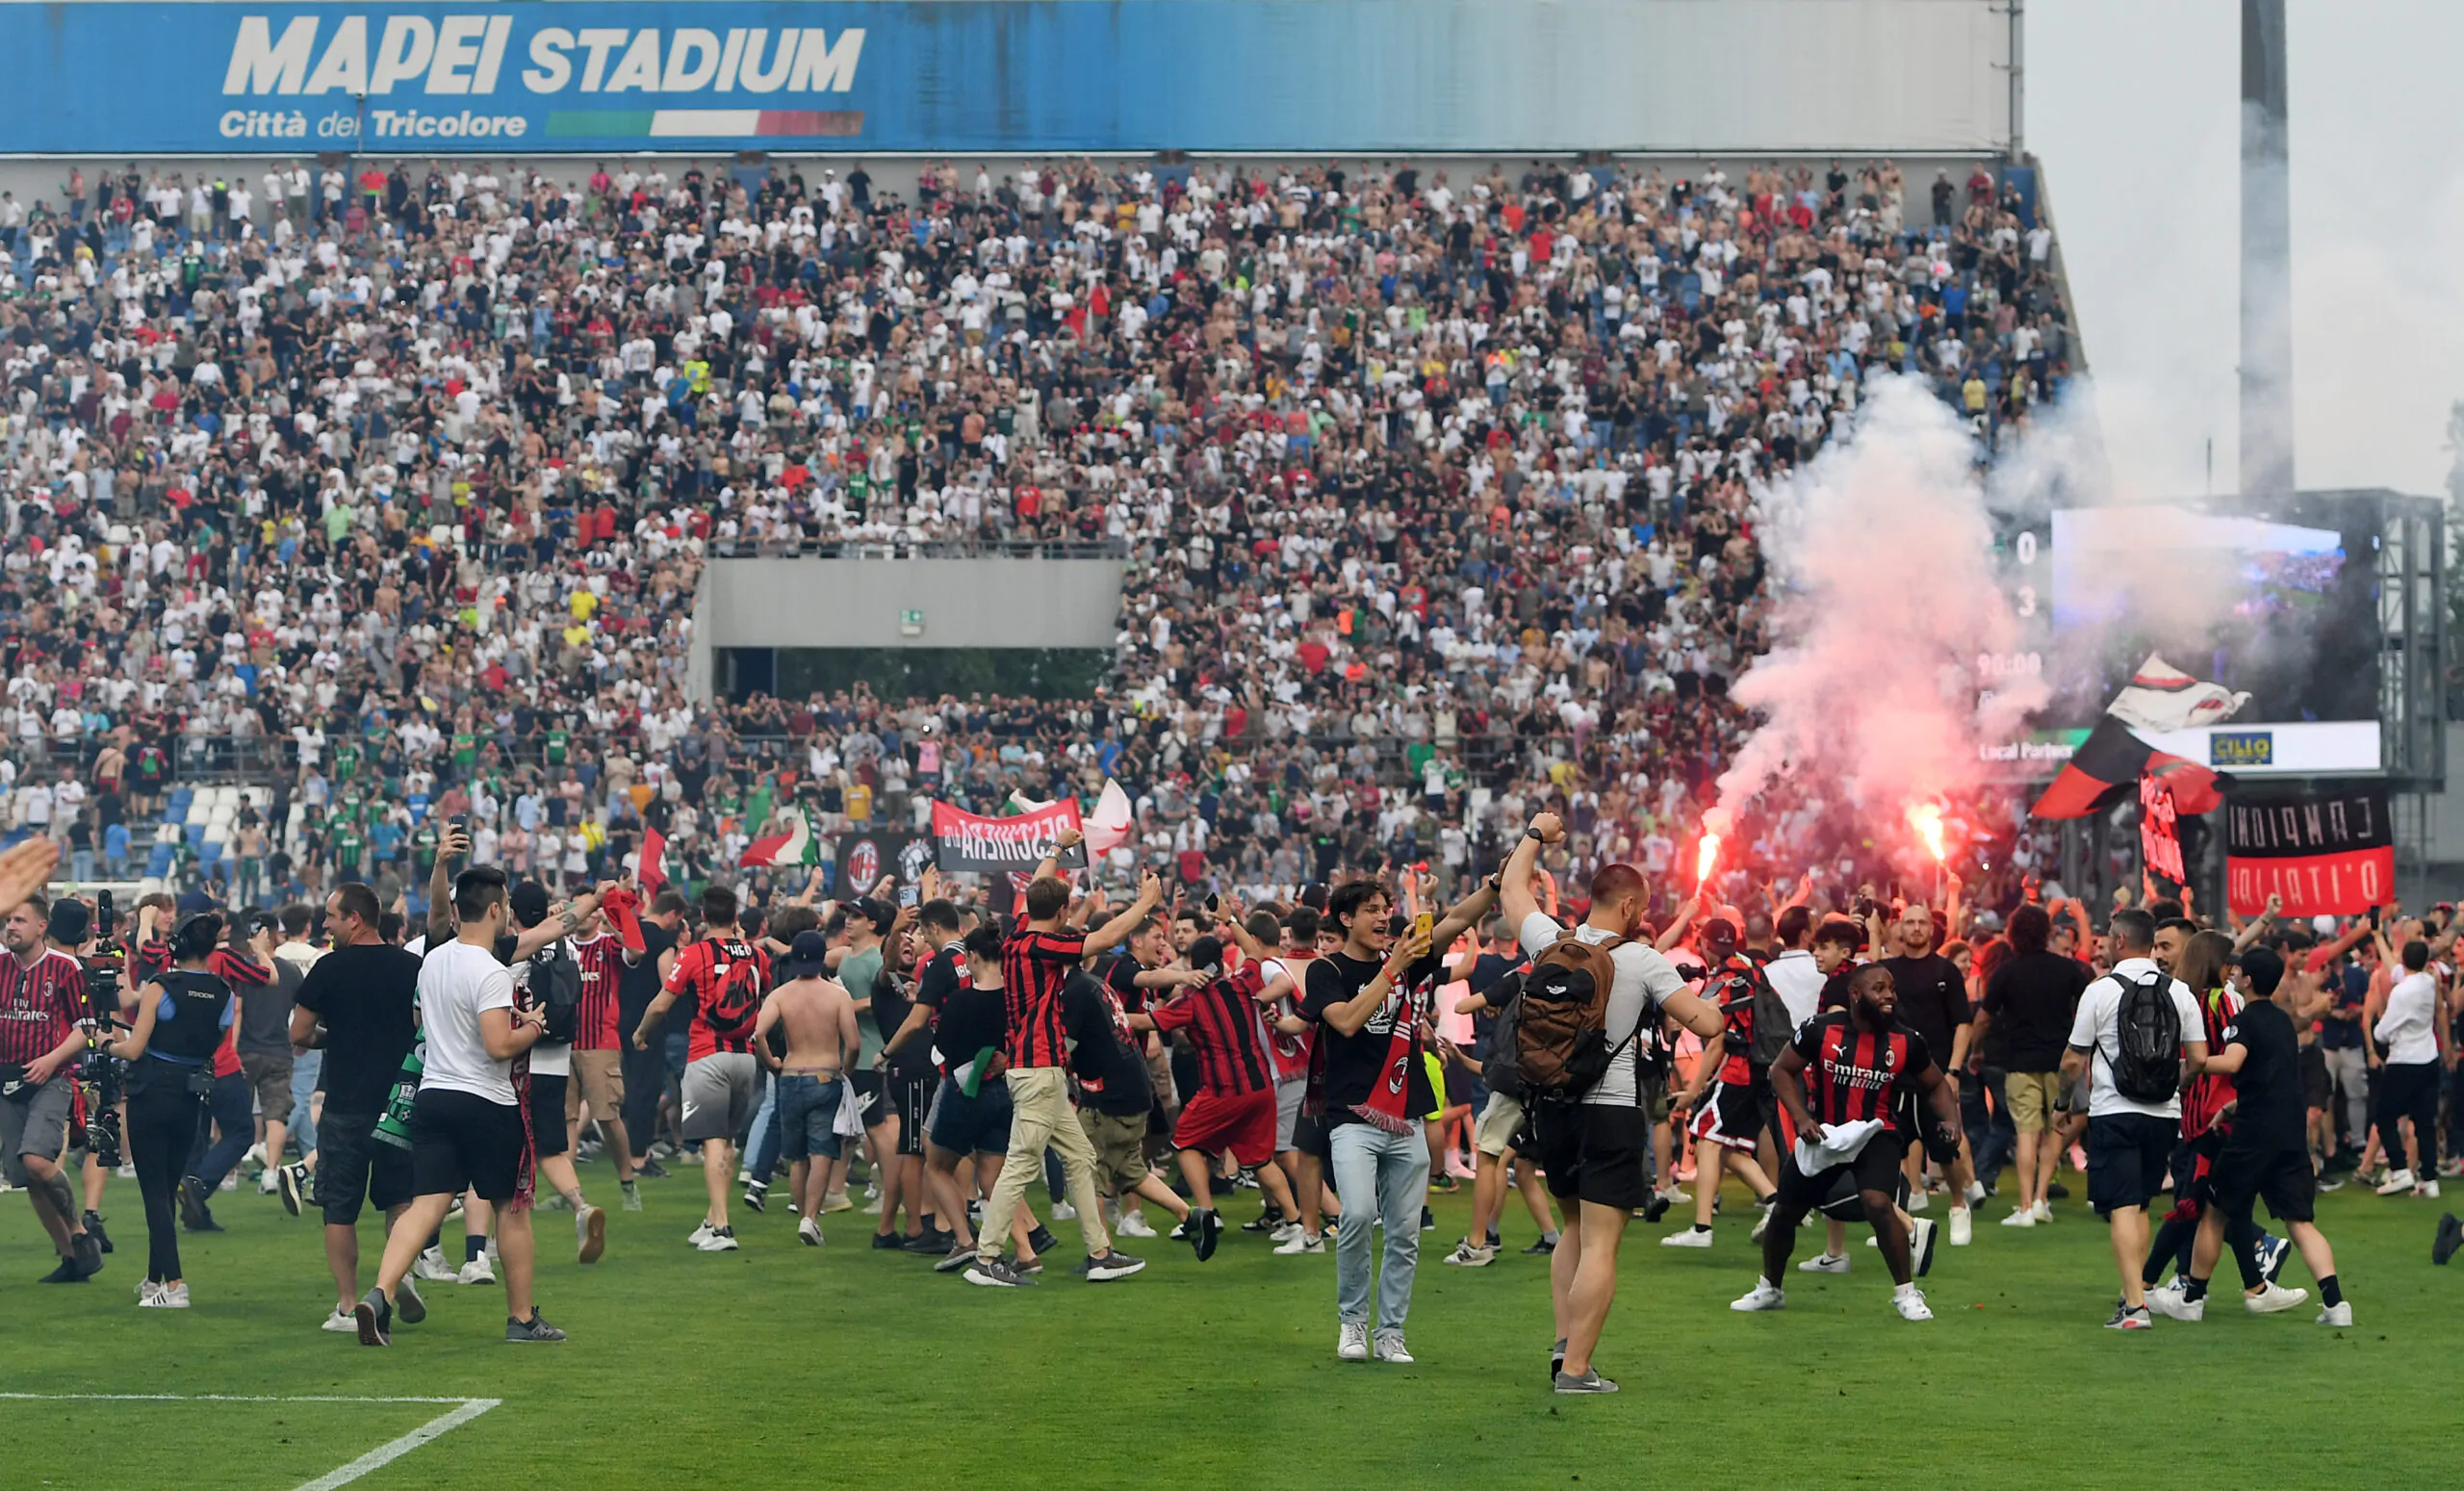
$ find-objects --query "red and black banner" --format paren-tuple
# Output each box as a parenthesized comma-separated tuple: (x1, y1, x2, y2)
(930, 799, 1087, 876)
(2224, 785, 2393, 917)
(2031, 716, 2225, 820)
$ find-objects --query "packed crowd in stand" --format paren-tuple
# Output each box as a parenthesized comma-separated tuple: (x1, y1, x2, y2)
(0, 152, 2071, 913)
(4, 152, 2454, 1387)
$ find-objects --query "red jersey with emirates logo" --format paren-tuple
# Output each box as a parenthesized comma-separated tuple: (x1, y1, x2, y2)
(571, 933, 625, 1051)
(664, 936, 762, 1060)
(0, 948, 88, 1067)
(1790, 1011, 1936, 1132)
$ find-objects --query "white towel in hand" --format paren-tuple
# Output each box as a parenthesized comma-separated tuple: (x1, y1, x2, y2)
(1792, 1118, 1884, 1174)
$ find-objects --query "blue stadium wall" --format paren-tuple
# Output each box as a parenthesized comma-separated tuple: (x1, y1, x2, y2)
(0, 0, 2011, 155)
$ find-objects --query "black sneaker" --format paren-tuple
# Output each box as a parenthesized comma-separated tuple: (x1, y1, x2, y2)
(1638, 1192, 1671, 1223)
(962, 1256, 1035, 1288)
(870, 1231, 909, 1251)
(82, 1211, 113, 1254)
(71, 1230, 103, 1279)
(1194, 1208, 1224, 1263)
(1241, 1207, 1286, 1233)
(1522, 1234, 1557, 1255)
(277, 1164, 307, 1218)
(903, 1228, 955, 1255)
(354, 1287, 393, 1346)
(2045, 1181, 2071, 1200)
(2435, 1212, 2463, 1267)
(38, 1257, 88, 1284)
(396, 1277, 426, 1325)
(1084, 1249, 1146, 1282)
(1025, 1224, 1059, 1257)
(506, 1312, 568, 1344)
(1421, 1206, 1435, 1232)
(637, 1159, 672, 1180)
(177, 1177, 222, 1232)
(741, 1185, 768, 1214)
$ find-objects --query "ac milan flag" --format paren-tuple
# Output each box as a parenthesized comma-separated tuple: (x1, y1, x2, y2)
(2225, 785, 2394, 917)
(931, 799, 1088, 876)
(2031, 655, 2235, 821)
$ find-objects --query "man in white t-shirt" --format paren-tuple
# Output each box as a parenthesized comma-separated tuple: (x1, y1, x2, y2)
(2062, 907, 2206, 1330)
(1502, 810, 1721, 1394)
(356, 865, 565, 1346)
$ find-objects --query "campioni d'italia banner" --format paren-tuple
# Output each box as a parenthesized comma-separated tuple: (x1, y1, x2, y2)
(0, 2, 2009, 156)
(931, 799, 1085, 877)
(2224, 785, 2394, 918)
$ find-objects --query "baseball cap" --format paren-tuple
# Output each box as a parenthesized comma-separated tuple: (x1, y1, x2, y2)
(509, 880, 553, 929)
(787, 930, 831, 978)
(850, 896, 895, 930)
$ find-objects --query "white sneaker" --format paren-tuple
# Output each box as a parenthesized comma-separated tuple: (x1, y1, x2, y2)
(2146, 1288, 2204, 1322)
(1947, 1208, 1972, 1246)
(2317, 1301, 2353, 1326)
(456, 1257, 496, 1286)
(244, 1142, 267, 1169)
(1274, 1231, 1325, 1255)
(1337, 1322, 1370, 1361)
(2422, 1180, 2443, 1199)
(1661, 1226, 1713, 1247)
(1371, 1328, 1414, 1363)
(1798, 1252, 1850, 1273)
(860, 1197, 884, 1216)
(159, 1281, 191, 1308)
(2374, 1170, 2418, 1195)
(321, 1308, 358, 1333)
(1906, 1189, 1931, 1214)
(1731, 1278, 1786, 1311)
(1999, 1207, 2037, 1227)
(820, 1193, 854, 1214)
(137, 1280, 167, 1307)
(697, 1226, 741, 1252)
(412, 1247, 458, 1282)
(1051, 1201, 1076, 1221)
(687, 1221, 714, 1247)
(1270, 1221, 1302, 1244)
(2031, 1199, 2054, 1223)
(2245, 1281, 2308, 1315)
(1892, 1286, 1933, 1322)
(1749, 1206, 1774, 1243)
(258, 1170, 280, 1195)
(798, 1217, 824, 1247)
(1116, 1212, 1158, 1239)
(1965, 1181, 1988, 1208)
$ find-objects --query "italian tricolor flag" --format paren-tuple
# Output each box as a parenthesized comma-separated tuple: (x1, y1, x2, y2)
(739, 807, 818, 868)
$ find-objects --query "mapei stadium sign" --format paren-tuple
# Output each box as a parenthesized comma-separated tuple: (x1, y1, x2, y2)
(0, 1, 2013, 156)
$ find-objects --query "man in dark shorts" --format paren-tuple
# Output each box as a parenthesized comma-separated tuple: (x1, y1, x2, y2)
(1502, 814, 1719, 1393)
(1733, 964, 1964, 1323)
(2165, 947, 2351, 1326)
(292, 881, 424, 1333)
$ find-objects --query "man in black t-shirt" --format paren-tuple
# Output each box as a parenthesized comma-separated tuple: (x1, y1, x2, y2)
(617, 891, 685, 1174)
(290, 881, 424, 1332)
(1879, 902, 1979, 1243)
(1063, 967, 1194, 1247)
(1300, 881, 1441, 1366)
(884, 922, 1023, 1272)
(2174, 948, 2350, 1325)
(1971, 903, 2091, 1225)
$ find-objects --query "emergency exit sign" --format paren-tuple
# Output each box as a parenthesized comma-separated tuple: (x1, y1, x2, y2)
(899, 608, 925, 636)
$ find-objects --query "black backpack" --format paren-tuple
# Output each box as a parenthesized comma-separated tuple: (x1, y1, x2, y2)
(526, 940, 583, 1046)
(2111, 970, 2183, 1104)
(1742, 965, 1795, 1072)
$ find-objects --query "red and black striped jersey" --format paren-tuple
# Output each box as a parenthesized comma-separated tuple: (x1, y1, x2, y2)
(664, 936, 763, 1061)
(0, 948, 88, 1066)
(570, 933, 626, 1051)
(2181, 986, 2246, 1139)
(1148, 963, 1274, 1096)
(208, 949, 272, 1077)
(1790, 1011, 1935, 1132)
(1704, 956, 1762, 1086)
(131, 937, 172, 988)
(1000, 927, 1083, 1069)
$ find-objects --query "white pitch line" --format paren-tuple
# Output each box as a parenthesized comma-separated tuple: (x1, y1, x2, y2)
(0, 1393, 503, 1489)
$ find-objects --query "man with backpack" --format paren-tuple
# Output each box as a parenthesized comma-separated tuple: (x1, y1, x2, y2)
(2061, 908, 2207, 1329)
(633, 886, 768, 1254)
(1501, 812, 1722, 1394)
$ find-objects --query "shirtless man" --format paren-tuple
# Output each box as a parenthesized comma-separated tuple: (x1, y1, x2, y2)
(753, 930, 860, 1247)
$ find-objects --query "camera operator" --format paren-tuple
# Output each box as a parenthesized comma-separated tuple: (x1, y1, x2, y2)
(104, 913, 235, 1307)
(62, 894, 127, 1257)
(0, 835, 106, 1282)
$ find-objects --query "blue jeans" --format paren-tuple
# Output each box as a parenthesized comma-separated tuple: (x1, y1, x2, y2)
(187, 1070, 254, 1188)
(288, 1048, 322, 1159)
(1329, 1121, 1431, 1330)
(776, 1074, 845, 1162)
(742, 1069, 783, 1180)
